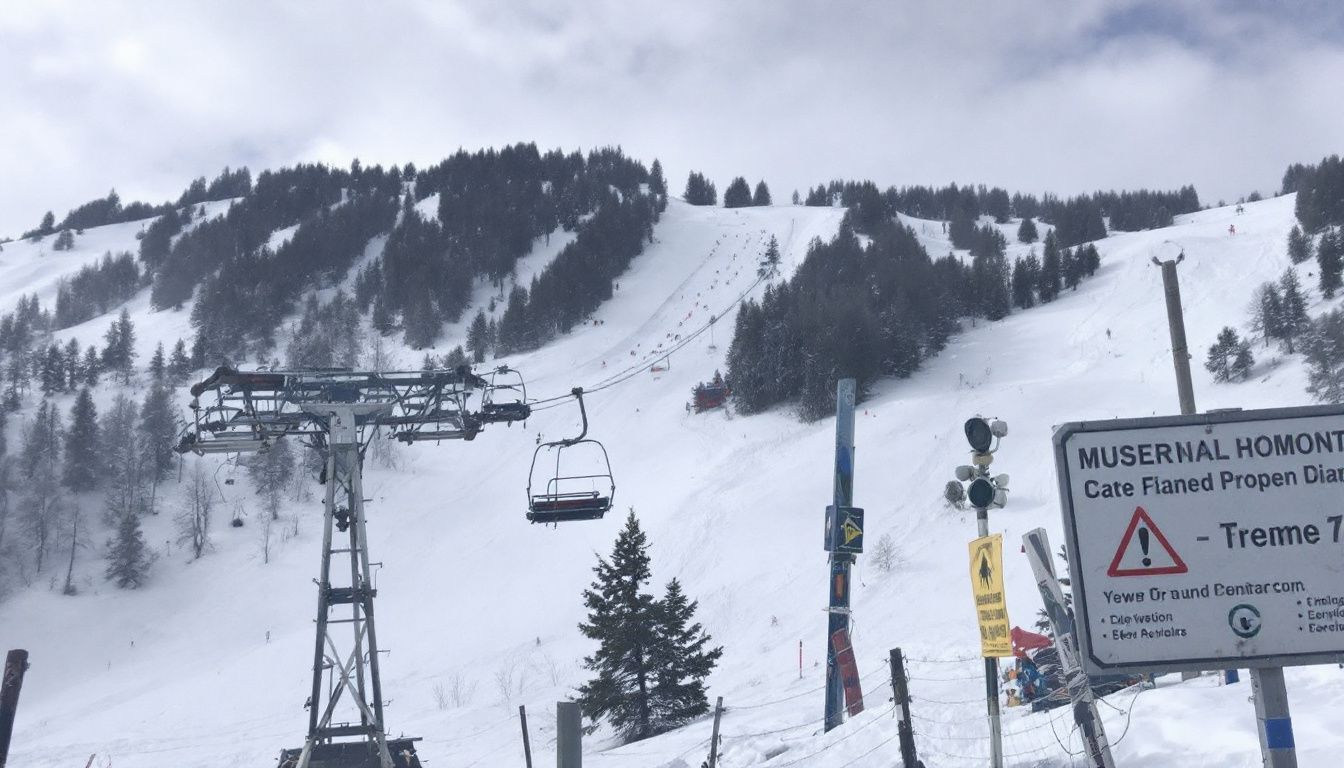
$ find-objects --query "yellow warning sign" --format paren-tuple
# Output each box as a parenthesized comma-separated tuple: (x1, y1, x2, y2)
(842, 518, 862, 546)
(969, 534, 1012, 658)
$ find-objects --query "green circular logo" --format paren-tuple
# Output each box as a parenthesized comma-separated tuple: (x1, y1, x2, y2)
(1229, 604, 1262, 639)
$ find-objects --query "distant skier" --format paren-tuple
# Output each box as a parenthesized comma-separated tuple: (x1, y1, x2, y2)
(1229, 224, 1236, 235)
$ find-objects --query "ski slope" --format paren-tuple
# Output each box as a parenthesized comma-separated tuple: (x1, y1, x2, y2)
(2, 194, 1341, 768)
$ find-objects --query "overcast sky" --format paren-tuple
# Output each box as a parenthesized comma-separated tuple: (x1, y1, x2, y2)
(2, 1, 1342, 237)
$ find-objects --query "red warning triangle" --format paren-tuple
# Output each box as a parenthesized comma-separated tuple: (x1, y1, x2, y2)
(1107, 506, 1188, 577)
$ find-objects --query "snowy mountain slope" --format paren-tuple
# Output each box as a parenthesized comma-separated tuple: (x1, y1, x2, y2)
(3, 194, 1341, 768)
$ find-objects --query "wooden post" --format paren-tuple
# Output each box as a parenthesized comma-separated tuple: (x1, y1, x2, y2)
(518, 705, 533, 768)
(706, 696, 723, 768)
(889, 649, 920, 768)
(1, 649, 30, 768)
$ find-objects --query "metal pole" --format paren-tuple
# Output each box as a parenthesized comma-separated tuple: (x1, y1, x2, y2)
(890, 649, 919, 768)
(1251, 667, 1297, 768)
(707, 696, 723, 768)
(1153, 256, 1208, 682)
(557, 701, 582, 768)
(825, 378, 857, 732)
(1023, 529, 1115, 768)
(519, 705, 533, 768)
(1154, 256, 1196, 417)
(976, 507, 1003, 768)
(0, 650, 29, 768)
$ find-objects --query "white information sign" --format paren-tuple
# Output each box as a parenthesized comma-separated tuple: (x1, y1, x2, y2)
(1055, 406, 1344, 675)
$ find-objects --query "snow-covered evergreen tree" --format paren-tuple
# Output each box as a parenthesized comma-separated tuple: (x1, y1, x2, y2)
(63, 388, 100, 492)
(646, 578, 721, 731)
(105, 508, 152, 589)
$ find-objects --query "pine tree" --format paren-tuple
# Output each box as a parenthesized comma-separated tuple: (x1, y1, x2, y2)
(1011, 257, 1036, 309)
(757, 235, 781, 280)
(646, 578, 722, 731)
(40, 343, 64, 395)
(139, 383, 178, 484)
(1278, 269, 1309, 353)
(577, 510, 662, 741)
(1249, 283, 1283, 348)
(649, 159, 668, 213)
(82, 346, 101, 387)
(1062, 247, 1082, 291)
(1081, 243, 1101, 276)
(168, 339, 192, 383)
(752, 180, 772, 207)
(105, 509, 152, 588)
(148, 342, 166, 380)
(1017, 217, 1039, 244)
(247, 438, 294, 520)
(102, 308, 137, 383)
(1205, 327, 1254, 382)
(1305, 309, 1344, 402)
(102, 394, 144, 523)
(723, 177, 752, 209)
(467, 310, 491, 363)
(63, 338, 81, 392)
(1318, 228, 1343, 299)
(1037, 231, 1062, 302)
(1288, 224, 1313, 264)
(63, 388, 100, 491)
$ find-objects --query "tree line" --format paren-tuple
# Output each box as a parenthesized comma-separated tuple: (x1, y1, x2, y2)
(727, 214, 1103, 419)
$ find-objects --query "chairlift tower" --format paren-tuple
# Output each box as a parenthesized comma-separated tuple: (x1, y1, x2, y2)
(178, 366, 529, 768)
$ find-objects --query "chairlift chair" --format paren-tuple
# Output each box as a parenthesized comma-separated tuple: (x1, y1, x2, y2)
(526, 388, 614, 524)
(480, 366, 531, 424)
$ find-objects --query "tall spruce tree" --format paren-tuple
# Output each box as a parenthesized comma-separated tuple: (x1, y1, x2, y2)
(1037, 231, 1063, 302)
(723, 177, 753, 208)
(63, 388, 100, 491)
(1306, 309, 1344, 402)
(576, 511, 717, 742)
(148, 342, 167, 381)
(168, 339, 192, 383)
(246, 437, 294, 520)
(578, 510, 661, 741)
(1017, 217, 1039, 244)
(106, 508, 152, 588)
(1205, 327, 1254, 383)
(1318, 228, 1343, 299)
(467, 310, 491, 363)
(752, 180, 772, 207)
(1278, 269, 1310, 353)
(139, 383, 178, 483)
(102, 394, 144, 523)
(1288, 224, 1313, 264)
(646, 578, 722, 730)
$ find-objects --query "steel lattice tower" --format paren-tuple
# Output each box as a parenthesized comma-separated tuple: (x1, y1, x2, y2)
(180, 366, 528, 768)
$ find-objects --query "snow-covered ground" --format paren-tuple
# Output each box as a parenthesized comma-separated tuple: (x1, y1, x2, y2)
(2, 194, 1338, 767)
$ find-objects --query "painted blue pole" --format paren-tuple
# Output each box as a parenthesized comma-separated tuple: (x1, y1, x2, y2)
(824, 378, 856, 732)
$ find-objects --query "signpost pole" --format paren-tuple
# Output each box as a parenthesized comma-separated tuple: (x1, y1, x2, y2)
(1251, 667, 1297, 768)
(976, 508, 1004, 768)
(824, 378, 857, 732)
(1023, 529, 1115, 768)
(1153, 255, 1196, 417)
(1153, 255, 1216, 685)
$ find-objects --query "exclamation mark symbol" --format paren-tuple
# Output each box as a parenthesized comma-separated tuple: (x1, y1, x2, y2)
(1139, 527, 1152, 567)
